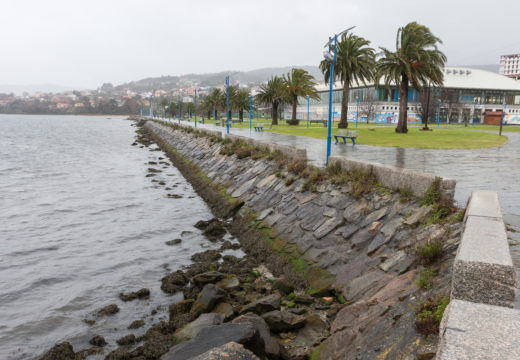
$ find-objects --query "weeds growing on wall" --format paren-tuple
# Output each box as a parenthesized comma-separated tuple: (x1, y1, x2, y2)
(417, 239, 443, 265)
(423, 177, 455, 224)
(414, 296, 450, 335)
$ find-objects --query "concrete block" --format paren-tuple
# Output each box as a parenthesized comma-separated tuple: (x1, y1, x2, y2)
(437, 299, 520, 360)
(328, 156, 456, 202)
(451, 191, 517, 308)
(464, 190, 502, 221)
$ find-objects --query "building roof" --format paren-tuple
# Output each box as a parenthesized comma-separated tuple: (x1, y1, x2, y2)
(316, 66, 520, 92)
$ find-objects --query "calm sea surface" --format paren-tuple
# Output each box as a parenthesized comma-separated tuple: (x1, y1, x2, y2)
(0, 115, 223, 359)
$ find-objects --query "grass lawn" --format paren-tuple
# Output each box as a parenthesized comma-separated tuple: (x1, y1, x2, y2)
(190, 118, 509, 149)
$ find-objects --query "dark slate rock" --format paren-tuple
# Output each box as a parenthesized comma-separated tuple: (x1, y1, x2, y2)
(262, 310, 307, 333)
(232, 313, 280, 358)
(162, 323, 261, 360)
(241, 294, 281, 315)
(191, 284, 227, 315)
(189, 342, 260, 360)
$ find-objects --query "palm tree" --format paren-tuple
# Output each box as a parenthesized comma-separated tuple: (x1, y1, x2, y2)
(255, 76, 288, 125)
(205, 88, 223, 120)
(232, 90, 251, 122)
(284, 68, 319, 123)
(319, 31, 376, 129)
(377, 22, 446, 133)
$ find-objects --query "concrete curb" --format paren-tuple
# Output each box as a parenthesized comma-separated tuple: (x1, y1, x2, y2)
(328, 156, 456, 202)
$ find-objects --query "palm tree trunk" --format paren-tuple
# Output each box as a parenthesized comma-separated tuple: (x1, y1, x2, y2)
(239, 109, 243, 121)
(396, 74, 409, 133)
(291, 95, 297, 121)
(272, 102, 279, 125)
(338, 79, 350, 129)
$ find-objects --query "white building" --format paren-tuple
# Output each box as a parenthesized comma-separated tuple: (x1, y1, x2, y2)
(285, 67, 520, 125)
(500, 54, 520, 80)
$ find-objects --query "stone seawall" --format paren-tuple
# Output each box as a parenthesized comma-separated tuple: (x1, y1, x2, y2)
(143, 119, 464, 359)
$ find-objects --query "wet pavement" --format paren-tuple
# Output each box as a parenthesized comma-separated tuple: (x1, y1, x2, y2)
(176, 119, 520, 304)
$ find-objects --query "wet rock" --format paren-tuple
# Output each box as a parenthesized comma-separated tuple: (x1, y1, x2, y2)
(191, 250, 222, 263)
(290, 308, 307, 315)
(175, 313, 225, 342)
(272, 277, 294, 295)
(216, 276, 240, 291)
(262, 310, 306, 333)
(219, 240, 241, 251)
(167, 194, 183, 198)
(116, 334, 136, 346)
(165, 238, 182, 246)
(161, 270, 188, 294)
(191, 284, 227, 315)
(241, 294, 281, 315)
(119, 288, 150, 301)
(169, 299, 195, 320)
(213, 302, 235, 321)
(162, 323, 261, 360)
(232, 312, 280, 358)
(148, 168, 162, 173)
(95, 304, 119, 317)
(193, 271, 225, 285)
(40, 342, 76, 360)
(89, 334, 107, 347)
(190, 342, 260, 360)
(194, 218, 227, 241)
(148, 161, 157, 165)
(294, 293, 313, 304)
(105, 347, 131, 360)
(128, 319, 145, 329)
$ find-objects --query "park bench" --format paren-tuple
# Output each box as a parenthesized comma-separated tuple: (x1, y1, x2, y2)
(334, 129, 358, 145)
(254, 125, 264, 132)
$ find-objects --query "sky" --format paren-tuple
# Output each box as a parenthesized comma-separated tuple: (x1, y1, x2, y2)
(1, 0, 519, 90)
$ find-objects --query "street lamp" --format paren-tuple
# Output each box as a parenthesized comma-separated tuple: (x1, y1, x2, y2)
(355, 96, 359, 128)
(249, 94, 252, 133)
(149, 94, 153, 118)
(472, 98, 476, 127)
(323, 27, 353, 166)
(194, 89, 197, 128)
(226, 76, 230, 134)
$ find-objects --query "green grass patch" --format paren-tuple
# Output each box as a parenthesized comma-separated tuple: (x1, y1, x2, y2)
(416, 267, 436, 290)
(417, 239, 443, 265)
(414, 296, 450, 335)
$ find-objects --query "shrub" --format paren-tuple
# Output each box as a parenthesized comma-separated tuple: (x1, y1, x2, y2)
(285, 177, 295, 186)
(235, 145, 252, 159)
(287, 158, 307, 176)
(326, 161, 342, 177)
(416, 267, 436, 290)
(417, 239, 443, 264)
(399, 187, 413, 202)
(286, 119, 300, 125)
(300, 167, 326, 193)
(415, 296, 450, 334)
(422, 177, 441, 206)
(350, 169, 377, 199)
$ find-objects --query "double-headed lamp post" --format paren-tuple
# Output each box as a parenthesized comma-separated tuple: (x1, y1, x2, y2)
(323, 27, 353, 166)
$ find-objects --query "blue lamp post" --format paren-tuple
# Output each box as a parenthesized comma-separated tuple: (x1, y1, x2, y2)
(194, 89, 197, 128)
(307, 95, 310, 128)
(355, 96, 360, 128)
(249, 94, 252, 133)
(437, 99, 441, 128)
(500, 96, 506, 136)
(226, 76, 230, 134)
(323, 27, 353, 166)
(149, 94, 153, 118)
(178, 95, 181, 124)
(472, 99, 476, 127)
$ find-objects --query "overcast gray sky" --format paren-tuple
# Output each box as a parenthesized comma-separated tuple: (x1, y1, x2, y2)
(1, 0, 519, 89)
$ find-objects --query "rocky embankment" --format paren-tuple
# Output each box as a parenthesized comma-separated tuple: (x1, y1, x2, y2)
(40, 120, 464, 360)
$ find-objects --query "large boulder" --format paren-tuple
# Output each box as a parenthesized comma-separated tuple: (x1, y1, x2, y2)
(262, 310, 307, 333)
(241, 294, 280, 315)
(175, 313, 225, 342)
(279, 315, 328, 360)
(40, 342, 76, 360)
(191, 284, 227, 315)
(232, 312, 280, 358)
(162, 323, 263, 360)
(193, 271, 225, 285)
(161, 270, 188, 294)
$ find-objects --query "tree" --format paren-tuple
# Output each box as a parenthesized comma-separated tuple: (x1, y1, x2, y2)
(418, 85, 440, 129)
(255, 76, 288, 125)
(377, 22, 446, 133)
(284, 68, 319, 123)
(232, 90, 251, 121)
(319, 31, 376, 128)
(363, 90, 377, 124)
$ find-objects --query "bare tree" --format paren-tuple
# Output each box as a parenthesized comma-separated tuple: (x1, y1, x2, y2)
(363, 91, 377, 124)
(418, 85, 440, 129)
